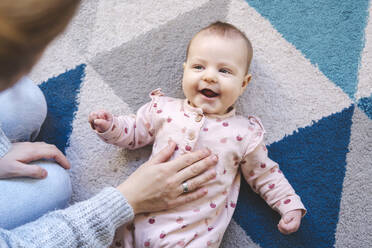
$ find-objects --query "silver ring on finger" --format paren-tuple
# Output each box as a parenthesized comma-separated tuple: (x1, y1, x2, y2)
(182, 182, 189, 193)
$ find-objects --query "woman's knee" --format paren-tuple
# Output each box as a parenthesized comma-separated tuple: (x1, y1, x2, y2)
(0, 160, 72, 229)
(37, 160, 72, 206)
(0, 76, 47, 142)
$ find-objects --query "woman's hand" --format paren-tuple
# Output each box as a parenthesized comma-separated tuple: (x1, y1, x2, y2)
(117, 141, 218, 214)
(0, 142, 70, 179)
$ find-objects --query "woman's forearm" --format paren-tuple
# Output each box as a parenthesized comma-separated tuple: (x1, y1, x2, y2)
(0, 187, 134, 248)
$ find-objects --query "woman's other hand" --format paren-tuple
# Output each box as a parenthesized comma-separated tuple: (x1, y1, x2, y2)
(0, 142, 70, 179)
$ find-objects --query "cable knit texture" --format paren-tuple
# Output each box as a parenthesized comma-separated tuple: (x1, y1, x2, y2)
(0, 187, 134, 248)
(0, 127, 11, 158)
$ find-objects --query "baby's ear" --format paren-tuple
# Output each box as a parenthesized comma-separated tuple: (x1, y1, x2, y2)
(241, 74, 251, 93)
(183, 62, 186, 69)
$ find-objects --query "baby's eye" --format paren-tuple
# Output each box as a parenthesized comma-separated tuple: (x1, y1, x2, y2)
(219, 68, 232, 74)
(193, 65, 204, 70)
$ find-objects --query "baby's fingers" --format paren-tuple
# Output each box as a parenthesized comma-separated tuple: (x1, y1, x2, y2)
(94, 119, 112, 133)
(97, 110, 112, 121)
(278, 222, 288, 235)
(278, 218, 300, 235)
(88, 112, 99, 128)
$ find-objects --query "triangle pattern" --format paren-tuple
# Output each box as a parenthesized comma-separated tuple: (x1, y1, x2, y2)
(36, 64, 86, 153)
(87, 0, 210, 58)
(245, 0, 370, 99)
(227, 0, 353, 145)
(233, 104, 354, 248)
(90, 0, 230, 112)
(357, 93, 372, 120)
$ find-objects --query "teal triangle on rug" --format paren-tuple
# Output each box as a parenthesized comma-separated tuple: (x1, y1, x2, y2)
(246, 0, 370, 99)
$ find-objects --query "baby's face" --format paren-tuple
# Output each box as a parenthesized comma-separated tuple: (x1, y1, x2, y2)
(182, 33, 251, 115)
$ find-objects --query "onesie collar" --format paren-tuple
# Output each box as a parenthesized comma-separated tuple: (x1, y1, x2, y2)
(183, 99, 236, 119)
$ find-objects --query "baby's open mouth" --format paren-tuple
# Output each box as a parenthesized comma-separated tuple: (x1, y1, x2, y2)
(200, 89, 219, 98)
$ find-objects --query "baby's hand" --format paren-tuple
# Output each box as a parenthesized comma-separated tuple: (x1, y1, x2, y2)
(88, 110, 113, 133)
(277, 209, 302, 235)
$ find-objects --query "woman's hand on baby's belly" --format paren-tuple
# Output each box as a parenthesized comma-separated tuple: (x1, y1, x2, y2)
(117, 141, 218, 214)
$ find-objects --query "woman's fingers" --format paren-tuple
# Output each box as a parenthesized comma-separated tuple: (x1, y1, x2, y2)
(15, 162, 47, 179)
(170, 148, 212, 171)
(0, 160, 47, 179)
(177, 168, 216, 195)
(18, 142, 70, 169)
(0, 142, 70, 179)
(117, 146, 217, 214)
(146, 141, 177, 165)
(44, 144, 70, 169)
(168, 188, 208, 209)
(174, 154, 218, 184)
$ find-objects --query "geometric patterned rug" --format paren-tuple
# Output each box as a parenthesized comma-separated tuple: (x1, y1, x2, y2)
(30, 0, 372, 247)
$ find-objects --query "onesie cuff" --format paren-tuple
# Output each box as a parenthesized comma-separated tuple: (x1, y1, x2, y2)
(274, 195, 307, 217)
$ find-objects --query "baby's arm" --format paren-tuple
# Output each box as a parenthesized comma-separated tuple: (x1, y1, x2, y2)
(240, 142, 306, 235)
(89, 101, 156, 149)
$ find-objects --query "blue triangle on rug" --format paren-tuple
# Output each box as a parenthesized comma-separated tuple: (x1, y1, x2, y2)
(233, 104, 354, 248)
(36, 64, 86, 153)
(245, 0, 369, 99)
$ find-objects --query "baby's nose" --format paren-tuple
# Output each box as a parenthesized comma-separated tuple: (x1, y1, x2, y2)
(202, 70, 217, 83)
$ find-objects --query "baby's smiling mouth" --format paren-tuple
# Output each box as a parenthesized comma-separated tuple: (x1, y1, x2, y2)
(200, 88, 219, 98)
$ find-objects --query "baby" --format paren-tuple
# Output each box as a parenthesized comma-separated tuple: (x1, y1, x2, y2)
(89, 21, 306, 248)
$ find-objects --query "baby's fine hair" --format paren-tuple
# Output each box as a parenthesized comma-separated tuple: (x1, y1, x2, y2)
(186, 21, 253, 73)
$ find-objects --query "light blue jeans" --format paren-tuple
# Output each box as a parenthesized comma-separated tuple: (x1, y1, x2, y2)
(0, 77, 72, 229)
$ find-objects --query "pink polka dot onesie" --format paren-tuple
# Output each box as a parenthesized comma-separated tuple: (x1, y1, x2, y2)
(98, 89, 306, 248)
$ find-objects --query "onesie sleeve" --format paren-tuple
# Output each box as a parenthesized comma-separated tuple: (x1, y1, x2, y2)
(240, 116, 306, 217)
(96, 89, 163, 150)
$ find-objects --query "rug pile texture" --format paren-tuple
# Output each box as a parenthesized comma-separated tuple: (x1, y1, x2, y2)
(30, 0, 372, 247)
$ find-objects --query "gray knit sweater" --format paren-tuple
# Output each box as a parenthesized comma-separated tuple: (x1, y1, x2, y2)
(0, 129, 135, 247)
(0, 128, 11, 158)
(0, 187, 134, 248)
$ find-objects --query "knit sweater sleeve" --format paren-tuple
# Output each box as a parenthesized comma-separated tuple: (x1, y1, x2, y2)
(0, 127, 11, 158)
(0, 187, 134, 248)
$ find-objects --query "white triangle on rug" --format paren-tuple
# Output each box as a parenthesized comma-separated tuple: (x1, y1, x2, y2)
(29, 38, 84, 85)
(334, 107, 372, 248)
(355, 3, 372, 101)
(66, 64, 136, 202)
(29, 0, 99, 84)
(87, 0, 209, 58)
